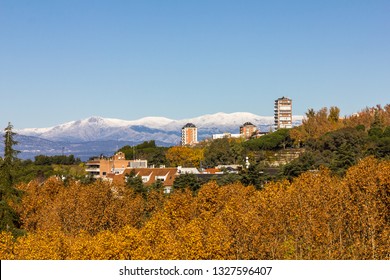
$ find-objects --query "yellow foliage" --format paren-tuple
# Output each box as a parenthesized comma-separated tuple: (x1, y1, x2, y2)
(0, 231, 15, 260)
(3, 157, 389, 260)
(12, 229, 68, 260)
(166, 146, 204, 167)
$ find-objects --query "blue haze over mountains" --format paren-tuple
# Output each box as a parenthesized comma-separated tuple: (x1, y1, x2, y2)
(2, 113, 302, 161)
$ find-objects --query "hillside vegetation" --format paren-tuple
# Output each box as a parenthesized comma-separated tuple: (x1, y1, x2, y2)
(1, 157, 389, 260)
(0, 104, 389, 259)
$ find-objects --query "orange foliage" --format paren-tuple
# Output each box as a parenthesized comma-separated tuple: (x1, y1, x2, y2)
(1, 157, 389, 260)
(16, 178, 146, 235)
(290, 104, 390, 144)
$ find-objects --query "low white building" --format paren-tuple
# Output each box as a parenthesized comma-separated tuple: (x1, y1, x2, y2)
(177, 166, 200, 174)
(212, 133, 242, 139)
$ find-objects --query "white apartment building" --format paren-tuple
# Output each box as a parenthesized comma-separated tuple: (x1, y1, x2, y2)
(274, 97, 292, 129)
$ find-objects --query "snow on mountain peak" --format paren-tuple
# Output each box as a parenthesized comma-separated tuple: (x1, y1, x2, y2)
(17, 112, 303, 142)
(13, 113, 304, 160)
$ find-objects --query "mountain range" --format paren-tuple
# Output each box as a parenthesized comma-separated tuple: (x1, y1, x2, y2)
(3, 112, 303, 160)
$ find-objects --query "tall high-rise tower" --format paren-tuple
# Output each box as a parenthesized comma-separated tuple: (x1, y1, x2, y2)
(181, 123, 198, 146)
(274, 97, 292, 129)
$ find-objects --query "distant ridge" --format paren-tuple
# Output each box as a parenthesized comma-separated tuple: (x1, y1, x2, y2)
(18, 112, 303, 141)
(10, 112, 303, 160)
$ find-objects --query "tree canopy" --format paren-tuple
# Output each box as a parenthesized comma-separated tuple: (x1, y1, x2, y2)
(1, 157, 389, 260)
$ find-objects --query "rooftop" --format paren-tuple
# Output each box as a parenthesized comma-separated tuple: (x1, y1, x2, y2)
(182, 123, 196, 128)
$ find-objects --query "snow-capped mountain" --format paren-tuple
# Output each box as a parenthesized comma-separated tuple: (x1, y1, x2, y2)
(18, 112, 302, 142)
(12, 112, 303, 160)
(19, 116, 178, 142)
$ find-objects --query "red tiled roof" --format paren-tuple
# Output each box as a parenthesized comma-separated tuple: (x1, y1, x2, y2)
(112, 168, 178, 187)
(204, 168, 221, 174)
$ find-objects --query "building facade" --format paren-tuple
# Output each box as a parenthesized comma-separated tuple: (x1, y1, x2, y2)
(112, 167, 178, 194)
(240, 122, 257, 139)
(212, 132, 242, 140)
(181, 123, 198, 146)
(274, 97, 292, 129)
(85, 152, 147, 179)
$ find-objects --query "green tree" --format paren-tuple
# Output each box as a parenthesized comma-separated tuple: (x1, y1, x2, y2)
(204, 138, 244, 167)
(1, 122, 20, 190)
(119, 141, 168, 167)
(244, 129, 292, 151)
(382, 126, 390, 138)
(149, 180, 164, 192)
(0, 122, 23, 236)
(282, 150, 323, 179)
(125, 170, 145, 195)
(34, 154, 80, 165)
(375, 138, 390, 159)
(240, 162, 266, 189)
(216, 173, 242, 186)
(173, 173, 201, 192)
(368, 127, 383, 138)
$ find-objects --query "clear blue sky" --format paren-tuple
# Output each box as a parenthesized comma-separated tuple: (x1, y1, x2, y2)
(1, 0, 389, 128)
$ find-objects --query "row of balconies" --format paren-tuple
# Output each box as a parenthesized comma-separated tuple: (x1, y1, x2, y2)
(86, 167, 100, 172)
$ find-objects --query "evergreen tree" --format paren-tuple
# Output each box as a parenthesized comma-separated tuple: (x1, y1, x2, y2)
(0, 122, 23, 235)
(125, 169, 145, 195)
(240, 162, 266, 189)
(173, 173, 201, 192)
(1, 122, 20, 191)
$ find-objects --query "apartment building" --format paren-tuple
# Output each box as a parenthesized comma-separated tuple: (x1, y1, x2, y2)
(212, 122, 262, 140)
(274, 96, 292, 129)
(85, 152, 147, 179)
(181, 123, 198, 146)
(240, 122, 258, 139)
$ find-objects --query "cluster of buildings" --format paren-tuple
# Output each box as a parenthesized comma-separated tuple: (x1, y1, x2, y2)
(85, 152, 148, 178)
(85, 96, 293, 192)
(85, 151, 242, 193)
(181, 96, 293, 145)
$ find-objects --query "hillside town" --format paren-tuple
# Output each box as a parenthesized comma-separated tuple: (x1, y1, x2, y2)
(85, 97, 294, 192)
(1, 99, 390, 262)
(2, 1, 389, 274)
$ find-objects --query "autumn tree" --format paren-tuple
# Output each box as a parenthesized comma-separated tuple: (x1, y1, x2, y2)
(2, 157, 389, 260)
(290, 107, 343, 144)
(328, 106, 340, 123)
(344, 105, 390, 129)
(166, 146, 204, 167)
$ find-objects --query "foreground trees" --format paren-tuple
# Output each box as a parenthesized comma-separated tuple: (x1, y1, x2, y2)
(0, 157, 389, 260)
